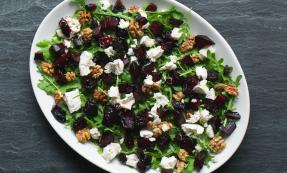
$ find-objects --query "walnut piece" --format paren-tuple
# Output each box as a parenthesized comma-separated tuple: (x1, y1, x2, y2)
(90, 65, 103, 78)
(178, 149, 189, 162)
(147, 121, 156, 130)
(81, 28, 93, 41)
(191, 54, 200, 63)
(180, 35, 195, 53)
(209, 136, 226, 153)
(141, 85, 153, 95)
(128, 5, 140, 13)
(173, 92, 184, 101)
(214, 83, 228, 90)
(151, 83, 161, 90)
(65, 72, 76, 82)
(176, 161, 185, 173)
(93, 89, 108, 102)
(41, 62, 54, 76)
(76, 128, 91, 143)
(224, 85, 238, 96)
(78, 11, 91, 24)
(54, 90, 63, 104)
(129, 20, 144, 37)
(152, 127, 162, 137)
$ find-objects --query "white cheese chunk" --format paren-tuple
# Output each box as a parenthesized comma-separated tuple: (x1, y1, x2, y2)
(206, 88, 216, 100)
(104, 59, 124, 75)
(99, 0, 111, 10)
(186, 111, 201, 124)
(199, 109, 213, 122)
(64, 16, 81, 37)
(138, 9, 148, 18)
(149, 137, 156, 142)
(126, 154, 139, 168)
(102, 143, 121, 162)
(193, 80, 210, 95)
(63, 39, 72, 48)
(140, 130, 154, 138)
(118, 19, 130, 29)
(195, 66, 208, 80)
(206, 125, 215, 138)
(142, 22, 150, 29)
(181, 124, 204, 135)
(104, 46, 116, 57)
(146, 46, 164, 62)
(127, 48, 134, 56)
(108, 86, 120, 100)
(117, 93, 135, 110)
(144, 75, 154, 86)
(79, 51, 95, 76)
(171, 27, 182, 40)
(160, 156, 178, 169)
(89, 128, 101, 140)
(199, 45, 216, 57)
(140, 36, 155, 48)
(153, 92, 169, 108)
(195, 144, 202, 152)
(160, 55, 177, 71)
(130, 56, 138, 62)
(64, 89, 81, 113)
(56, 29, 65, 38)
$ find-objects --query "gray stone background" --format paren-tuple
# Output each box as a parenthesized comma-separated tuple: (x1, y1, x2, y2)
(0, 0, 286, 172)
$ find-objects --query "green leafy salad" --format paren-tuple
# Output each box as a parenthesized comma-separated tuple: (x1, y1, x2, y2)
(33, 0, 242, 172)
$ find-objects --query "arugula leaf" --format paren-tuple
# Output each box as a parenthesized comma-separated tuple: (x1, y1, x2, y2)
(70, 0, 86, 8)
(184, 156, 195, 173)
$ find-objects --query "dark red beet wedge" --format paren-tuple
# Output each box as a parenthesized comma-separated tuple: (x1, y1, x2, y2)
(85, 3, 97, 12)
(101, 17, 119, 30)
(141, 62, 155, 75)
(133, 45, 147, 62)
(72, 117, 87, 132)
(102, 73, 115, 85)
(135, 15, 148, 27)
(68, 51, 80, 65)
(145, 3, 157, 11)
(150, 21, 164, 37)
(194, 151, 206, 170)
(176, 134, 196, 154)
(225, 111, 241, 120)
(99, 132, 114, 147)
(53, 53, 68, 69)
(214, 95, 226, 107)
(208, 116, 221, 133)
(59, 18, 71, 38)
(81, 76, 97, 91)
(137, 138, 155, 151)
(99, 35, 113, 48)
(119, 83, 135, 93)
(34, 51, 44, 63)
(49, 43, 66, 57)
(220, 121, 236, 137)
(174, 110, 186, 126)
(83, 98, 98, 118)
(181, 55, 193, 66)
(115, 28, 129, 38)
(120, 110, 136, 130)
(124, 133, 135, 148)
(118, 153, 127, 164)
(112, 38, 128, 52)
(169, 17, 184, 27)
(53, 68, 67, 84)
(113, 0, 125, 12)
(51, 105, 66, 123)
(194, 35, 215, 50)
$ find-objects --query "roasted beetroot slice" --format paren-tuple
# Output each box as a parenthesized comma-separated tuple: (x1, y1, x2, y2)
(169, 17, 184, 27)
(137, 138, 155, 151)
(83, 98, 98, 118)
(118, 153, 127, 164)
(194, 35, 215, 50)
(34, 51, 44, 63)
(133, 45, 147, 61)
(214, 95, 226, 107)
(135, 15, 148, 27)
(157, 134, 170, 150)
(112, 38, 129, 52)
(85, 3, 97, 12)
(51, 105, 66, 123)
(53, 68, 68, 85)
(208, 116, 221, 133)
(102, 73, 115, 85)
(72, 117, 87, 132)
(124, 133, 135, 148)
(225, 111, 241, 120)
(99, 35, 113, 48)
(207, 70, 219, 82)
(174, 110, 185, 126)
(177, 134, 196, 154)
(194, 151, 206, 170)
(49, 43, 66, 57)
(113, 0, 125, 12)
(93, 52, 110, 66)
(53, 53, 68, 69)
(59, 18, 71, 38)
(101, 17, 119, 30)
(181, 55, 193, 66)
(151, 72, 161, 82)
(81, 76, 97, 91)
(220, 121, 236, 137)
(118, 83, 135, 93)
(99, 132, 114, 147)
(115, 28, 129, 38)
(68, 51, 80, 65)
(145, 3, 157, 11)
(93, 26, 103, 39)
(141, 62, 155, 75)
(120, 111, 136, 130)
(149, 21, 164, 37)
(129, 61, 141, 79)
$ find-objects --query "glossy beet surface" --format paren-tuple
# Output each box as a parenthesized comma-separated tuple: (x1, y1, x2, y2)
(225, 111, 241, 120)
(137, 138, 155, 151)
(34, 51, 44, 63)
(150, 21, 164, 36)
(145, 3, 157, 11)
(101, 17, 119, 30)
(83, 98, 98, 117)
(53, 68, 67, 84)
(120, 110, 136, 130)
(51, 105, 66, 123)
(72, 117, 87, 132)
(113, 0, 125, 12)
(194, 151, 206, 170)
(194, 35, 215, 50)
(59, 18, 71, 38)
(221, 121, 237, 137)
(81, 76, 97, 91)
(99, 132, 114, 147)
(99, 35, 113, 48)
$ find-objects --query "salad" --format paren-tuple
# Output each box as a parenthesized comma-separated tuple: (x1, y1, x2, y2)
(34, 0, 242, 172)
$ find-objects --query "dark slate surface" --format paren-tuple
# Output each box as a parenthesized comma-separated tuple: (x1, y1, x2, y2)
(0, 0, 286, 172)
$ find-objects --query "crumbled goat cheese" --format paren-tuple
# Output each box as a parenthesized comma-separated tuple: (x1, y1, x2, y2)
(160, 156, 178, 169)
(144, 75, 160, 86)
(79, 51, 95, 76)
(171, 28, 182, 40)
(108, 86, 120, 100)
(146, 46, 164, 62)
(199, 45, 216, 57)
(100, 0, 111, 10)
(126, 154, 139, 168)
(140, 36, 155, 48)
(140, 130, 154, 138)
(89, 128, 101, 140)
(56, 29, 64, 38)
(117, 93, 135, 110)
(127, 48, 134, 56)
(149, 137, 156, 142)
(206, 88, 216, 100)
(206, 125, 215, 138)
(186, 111, 201, 124)
(64, 89, 81, 113)
(64, 16, 81, 37)
(153, 92, 169, 108)
(195, 144, 202, 152)
(118, 19, 130, 29)
(102, 143, 121, 162)
(181, 124, 205, 135)
(64, 39, 72, 48)
(193, 80, 209, 95)
(199, 109, 213, 122)
(138, 9, 148, 18)
(104, 59, 124, 75)
(130, 56, 138, 62)
(195, 66, 208, 80)
(104, 46, 116, 57)
(119, 138, 124, 144)
(160, 55, 177, 71)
